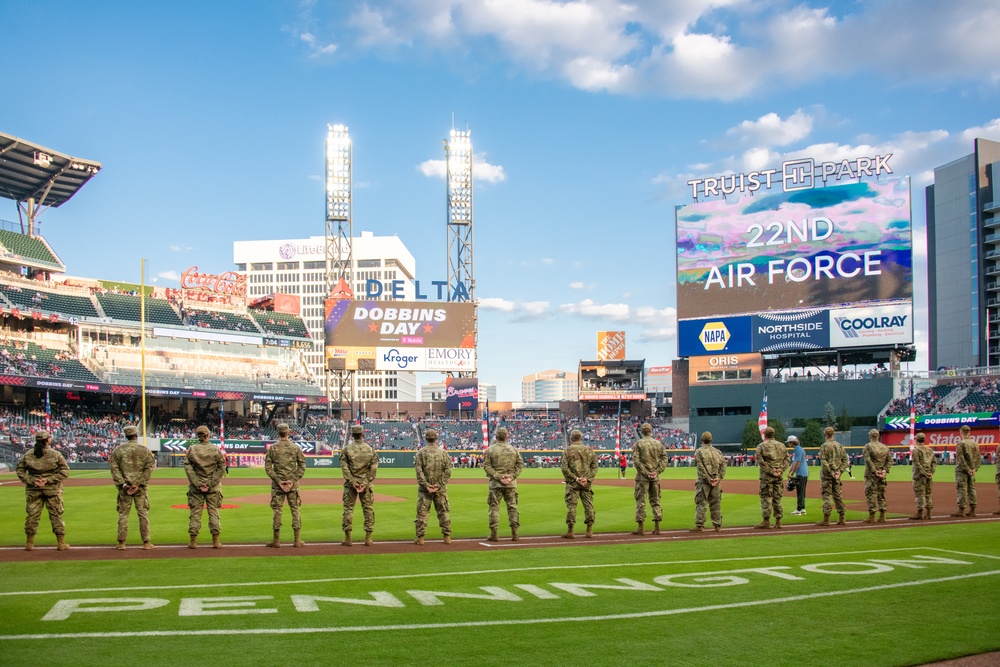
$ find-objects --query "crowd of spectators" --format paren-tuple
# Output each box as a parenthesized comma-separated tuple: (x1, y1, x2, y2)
(884, 378, 1000, 416)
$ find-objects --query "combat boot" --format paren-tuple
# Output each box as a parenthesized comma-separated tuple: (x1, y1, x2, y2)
(188, 536, 198, 549)
(754, 519, 771, 529)
(908, 511, 923, 521)
(585, 525, 593, 538)
(212, 534, 222, 549)
(116, 540, 126, 551)
(969, 505, 977, 517)
(293, 531, 304, 548)
(924, 508, 932, 520)
(24, 536, 34, 551)
(56, 535, 70, 551)
(774, 519, 782, 529)
(561, 526, 575, 539)
(633, 522, 645, 536)
(993, 510, 1000, 516)
(837, 513, 846, 525)
(266, 531, 281, 548)
(342, 531, 353, 547)
(443, 535, 452, 544)
(142, 541, 154, 550)
(713, 524, 721, 532)
(511, 527, 519, 542)
(876, 511, 886, 524)
(364, 531, 373, 546)
(816, 514, 831, 526)
(949, 507, 966, 517)
(863, 512, 876, 524)
(414, 536, 424, 545)
(689, 526, 704, 533)
(652, 520, 661, 535)
(487, 527, 499, 542)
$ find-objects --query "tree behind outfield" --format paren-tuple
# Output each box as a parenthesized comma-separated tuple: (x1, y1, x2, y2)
(802, 419, 824, 447)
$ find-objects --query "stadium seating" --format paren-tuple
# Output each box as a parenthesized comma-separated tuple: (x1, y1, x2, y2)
(249, 310, 311, 338)
(184, 308, 259, 332)
(0, 229, 61, 267)
(0, 282, 99, 318)
(95, 292, 183, 325)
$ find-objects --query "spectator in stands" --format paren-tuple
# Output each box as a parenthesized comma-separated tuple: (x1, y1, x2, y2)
(16, 430, 70, 551)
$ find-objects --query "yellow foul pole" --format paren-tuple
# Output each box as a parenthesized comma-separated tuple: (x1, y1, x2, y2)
(140, 259, 148, 442)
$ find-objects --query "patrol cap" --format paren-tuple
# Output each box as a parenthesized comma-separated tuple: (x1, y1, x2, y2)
(868, 429, 880, 439)
(640, 423, 653, 435)
(124, 425, 138, 437)
(786, 435, 799, 444)
(277, 423, 291, 435)
(495, 427, 508, 440)
(425, 428, 437, 441)
(915, 432, 925, 442)
(195, 425, 211, 437)
(351, 424, 364, 435)
(34, 430, 50, 442)
(570, 429, 582, 442)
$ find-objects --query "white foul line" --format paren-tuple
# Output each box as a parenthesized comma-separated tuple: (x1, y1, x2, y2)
(1, 569, 998, 641)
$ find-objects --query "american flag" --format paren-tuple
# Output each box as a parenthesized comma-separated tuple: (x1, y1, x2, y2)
(45, 390, 51, 432)
(219, 409, 229, 472)
(758, 390, 768, 440)
(481, 398, 490, 450)
(908, 380, 916, 452)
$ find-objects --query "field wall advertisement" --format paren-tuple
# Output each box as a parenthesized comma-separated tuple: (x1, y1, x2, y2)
(325, 300, 477, 372)
(676, 177, 912, 357)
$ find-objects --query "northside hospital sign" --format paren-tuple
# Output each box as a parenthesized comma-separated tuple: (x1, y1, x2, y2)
(676, 153, 913, 358)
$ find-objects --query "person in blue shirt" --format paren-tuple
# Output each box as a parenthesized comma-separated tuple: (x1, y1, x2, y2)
(788, 435, 809, 515)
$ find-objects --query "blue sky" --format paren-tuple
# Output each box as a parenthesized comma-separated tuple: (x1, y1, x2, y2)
(2, 1, 999, 400)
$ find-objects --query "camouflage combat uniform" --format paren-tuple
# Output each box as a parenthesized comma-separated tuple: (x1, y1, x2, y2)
(483, 440, 524, 531)
(561, 441, 598, 528)
(819, 438, 849, 516)
(16, 448, 70, 538)
(911, 442, 937, 512)
(265, 436, 306, 532)
(414, 441, 453, 538)
(694, 441, 726, 529)
(632, 435, 667, 523)
(184, 441, 227, 537)
(755, 438, 789, 521)
(954, 437, 981, 510)
(109, 438, 156, 543)
(863, 439, 893, 513)
(341, 438, 378, 533)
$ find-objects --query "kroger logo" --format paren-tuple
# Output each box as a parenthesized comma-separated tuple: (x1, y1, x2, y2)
(278, 243, 297, 259)
(383, 349, 420, 368)
(835, 315, 907, 339)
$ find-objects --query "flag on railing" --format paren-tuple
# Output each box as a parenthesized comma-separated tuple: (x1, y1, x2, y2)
(219, 409, 229, 472)
(614, 398, 622, 458)
(45, 390, 51, 432)
(758, 389, 768, 440)
(481, 398, 490, 450)
(908, 380, 916, 452)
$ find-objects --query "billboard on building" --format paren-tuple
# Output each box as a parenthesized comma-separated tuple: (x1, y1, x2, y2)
(676, 178, 912, 355)
(324, 300, 476, 371)
(596, 331, 626, 361)
(445, 376, 479, 411)
(578, 360, 645, 401)
(689, 353, 762, 385)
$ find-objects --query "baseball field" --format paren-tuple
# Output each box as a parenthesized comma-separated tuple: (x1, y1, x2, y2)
(1, 465, 998, 666)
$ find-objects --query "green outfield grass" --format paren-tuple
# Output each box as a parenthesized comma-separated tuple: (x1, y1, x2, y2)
(1, 524, 998, 666)
(1, 465, 997, 547)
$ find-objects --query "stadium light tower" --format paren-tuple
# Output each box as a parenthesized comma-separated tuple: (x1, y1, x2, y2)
(325, 123, 354, 413)
(445, 128, 477, 379)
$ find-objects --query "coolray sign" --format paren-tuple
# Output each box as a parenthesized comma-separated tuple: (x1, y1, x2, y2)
(23, 548, 999, 634)
(676, 178, 912, 336)
(687, 154, 894, 200)
(830, 303, 912, 347)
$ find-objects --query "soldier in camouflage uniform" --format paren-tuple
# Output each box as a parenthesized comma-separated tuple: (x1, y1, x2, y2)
(863, 428, 892, 523)
(341, 424, 378, 546)
(184, 425, 227, 548)
(951, 425, 981, 517)
(109, 424, 156, 550)
(994, 454, 1000, 516)
(632, 423, 667, 536)
(691, 431, 726, 532)
(909, 432, 937, 521)
(560, 429, 598, 539)
(483, 427, 524, 541)
(754, 426, 789, 529)
(414, 428, 453, 545)
(816, 426, 849, 526)
(16, 430, 70, 551)
(264, 423, 306, 548)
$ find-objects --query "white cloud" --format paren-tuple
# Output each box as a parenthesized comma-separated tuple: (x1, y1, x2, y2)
(727, 110, 814, 147)
(559, 298, 629, 321)
(168, 244, 191, 253)
(298, 31, 338, 57)
(157, 270, 180, 282)
(569, 281, 585, 289)
(479, 296, 550, 321)
(418, 152, 507, 183)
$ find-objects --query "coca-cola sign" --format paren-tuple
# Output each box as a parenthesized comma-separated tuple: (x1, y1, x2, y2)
(181, 266, 247, 297)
